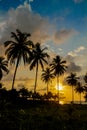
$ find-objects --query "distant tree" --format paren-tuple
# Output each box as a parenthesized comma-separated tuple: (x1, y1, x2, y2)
(84, 93, 87, 102)
(0, 83, 2, 89)
(0, 56, 9, 80)
(41, 67, 54, 94)
(42, 92, 53, 100)
(66, 73, 79, 103)
(19, 87, 29, 99)
(0, 87, 8, 102)
(75, 82, 84, 104)
(8, 89, 19, 102)
(32, 92, 41, 100)
(50, 55, 67, 103)
(4, 29, 33, 89)
(29, 43, 49, 93)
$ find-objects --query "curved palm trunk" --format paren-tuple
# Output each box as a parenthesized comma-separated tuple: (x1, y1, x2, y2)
(12, 57, 20, 90)
(57, 75, 59, 104)
(72, 85, 74, 103)
(34, 62, 38, 93)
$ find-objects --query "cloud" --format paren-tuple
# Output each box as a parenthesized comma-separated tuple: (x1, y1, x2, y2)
(73, 0, 84, 3)
(67, 62, 81, 73)
(65, 55, 82, 73)
(29, 0, 34, 2)
(68, 46, 86, 57)
(0, 2, 52, 44)
(0, 44, 5, 56)
(75, 46, 85, 53)
(53, 29, 78, 44)
(0, 1, 79, 46)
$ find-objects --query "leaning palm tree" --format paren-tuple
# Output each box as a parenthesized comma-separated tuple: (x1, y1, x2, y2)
(75, 82, 84, 104)
(41, 67, 54, 94)
(0, 56, 9, 80)
(66, 73, 79, 103)
(50, 55, 67, 103)
(4, 29, 33, 89)
(29, 43, 49, 93)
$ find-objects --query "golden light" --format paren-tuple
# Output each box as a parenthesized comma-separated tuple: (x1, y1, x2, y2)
(56, 83, 63, 91)
(59, 101, 64, 105)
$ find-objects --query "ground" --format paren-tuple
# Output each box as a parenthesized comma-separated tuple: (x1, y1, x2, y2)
(0, 100, 87, 130)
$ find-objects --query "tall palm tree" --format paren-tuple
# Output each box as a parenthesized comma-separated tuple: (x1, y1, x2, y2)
(50, 55, 67, 103)
(29, 43, 49, 93)
(75, 82, 84, 104)
(66, 73, 79, 103)
(4, 29, 33, 89)
(0, 56, 9, 80)
(41, 67, 54, 94)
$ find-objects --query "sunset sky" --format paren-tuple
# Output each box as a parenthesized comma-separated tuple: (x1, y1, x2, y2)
(0, 0, 87, 101)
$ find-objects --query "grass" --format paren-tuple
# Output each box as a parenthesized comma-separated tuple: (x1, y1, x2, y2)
(1, 100, 87, 130)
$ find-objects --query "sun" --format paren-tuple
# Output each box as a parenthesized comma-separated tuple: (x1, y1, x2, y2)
(56, 83, 63, 91)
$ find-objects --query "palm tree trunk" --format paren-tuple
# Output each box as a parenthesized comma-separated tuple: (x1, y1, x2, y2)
(47, 82, 48, 95)
(72, 85, 74, 103)
(57, 75, 59, 104)
(34, 62, 38, 93)
(80, 93, 81, 104)
(12, 57, 19, 90)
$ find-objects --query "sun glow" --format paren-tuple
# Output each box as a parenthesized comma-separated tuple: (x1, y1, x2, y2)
(56, 83, 63, 91)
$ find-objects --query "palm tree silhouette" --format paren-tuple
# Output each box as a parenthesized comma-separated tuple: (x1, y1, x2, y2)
(29, 43, 49, 93)
(41, 67, 54, 94)
(4, 29, 33, 89)
(50, 55, 67, 103)
(75, 82, 84, 104)
(0, 56, 9, 80)
(66, 73, 79, 103)
(84, 73, 87, 84)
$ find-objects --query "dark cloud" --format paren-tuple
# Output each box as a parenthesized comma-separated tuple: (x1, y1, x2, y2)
(67, 62, 81, 73)
(53, 29, 78, 44)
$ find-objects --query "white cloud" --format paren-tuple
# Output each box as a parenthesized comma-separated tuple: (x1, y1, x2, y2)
(68, 46, 86, 57)
(68, 51, 77, 57)
(75, 46, 85, 53)
(0, 1, 79, 45)
(0, 2, 53, 44)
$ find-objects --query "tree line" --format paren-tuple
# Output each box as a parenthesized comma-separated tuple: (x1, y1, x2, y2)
(0, 29, 87, 104)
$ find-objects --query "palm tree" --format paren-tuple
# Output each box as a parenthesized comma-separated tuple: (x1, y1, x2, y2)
(50, 55, 67, 103)
(0, 56, 9, 80)
(84, 73, 87, 84)
(4, 29, 33, 89)
(29, 43, 49, 93)
(75, 82, 84, 104)
(66, 73, 79, 103)
(41, 67, 54, 94)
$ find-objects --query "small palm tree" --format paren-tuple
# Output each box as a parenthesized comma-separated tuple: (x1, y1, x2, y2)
(75, 82, 84, 104)
(0, 56, 9, 80)
(4, 29, 33, 89)
(29, 43, 49, 93)
(66, 73, 79, 103)
(41, 67, 54, 94)
(50, 55, 67, 103)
